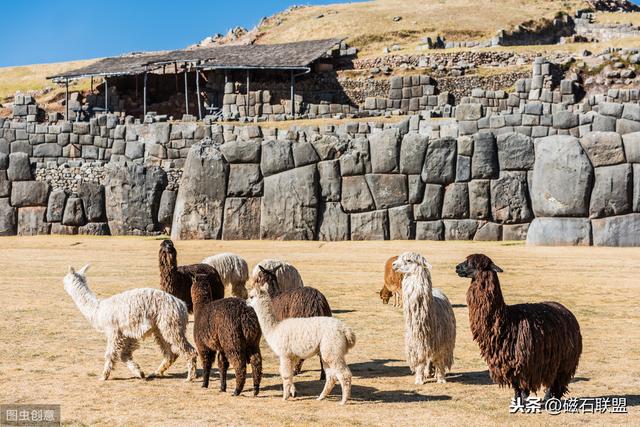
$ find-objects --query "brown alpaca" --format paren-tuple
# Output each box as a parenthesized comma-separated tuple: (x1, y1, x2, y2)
(253, 266, 332, 380)
(191, 274, 262, 396)
(379, 256, 403, 307)
(158, 239, 224, 312)
(456, 254, 582, 401)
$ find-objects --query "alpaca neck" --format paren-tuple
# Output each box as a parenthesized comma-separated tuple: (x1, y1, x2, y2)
(65, 277, 100, 327)
(159, 256, 179, 285)
(403, 268, 433, 305)
(252, 297, 279, 338)
(468, 271, 507, 336)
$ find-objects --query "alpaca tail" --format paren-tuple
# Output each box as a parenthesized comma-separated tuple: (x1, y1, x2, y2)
(343, 325, 356, 350)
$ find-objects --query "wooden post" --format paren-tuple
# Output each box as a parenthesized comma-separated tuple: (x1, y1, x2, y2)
(184, 67, 189, 116)
(290, 70, 295, 117)
(65, 78, 69, 121)
(90, 76, 93, 92)
(104, 77, 108, 112)
(246, 70, 250, 118)
(196, 68, 202, 120)
(143, 71, 148, 117)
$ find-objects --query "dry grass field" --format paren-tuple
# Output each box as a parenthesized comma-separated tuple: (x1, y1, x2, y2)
(0, 236, 638, 426)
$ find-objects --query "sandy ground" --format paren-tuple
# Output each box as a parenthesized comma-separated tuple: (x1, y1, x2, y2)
(0, 236, 638, 426)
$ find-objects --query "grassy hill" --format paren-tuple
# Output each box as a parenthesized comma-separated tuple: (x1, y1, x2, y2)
(255, 0, 589, 56)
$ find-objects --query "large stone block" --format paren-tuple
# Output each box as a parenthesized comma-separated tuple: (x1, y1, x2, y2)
(341, 175, 375, 213)
(399, 133, 428, 174)
(227, 163, 262, 197)
(78, 222, 110, 236)
(471, 132, 499, 179)
(222, 197, 261, 240)
(46, 189, 66, 223)
(592, 214, 640, 246)
(368, 128, 400, 173)
(491, 172, 532, 224)
(78, 182, 106, 222)
(443, 219, 478, 240)
(616, 118, 640, 134)
(526, 218, 591, 246)
(7, 152, 31, 181)
(339, 137, 369, 176)
(413, 184, 443, 220)
(531, 135, 593, 217)
(622, 132, 640, 163)
(389, 205, 413, 240)
(365, 174, 408, 209)
(260, 164, 318, 240)
(220, 139, 261, 163)
(51, 223, 78, 235)
(496, 132, 534, 170)
(17, 207, 50, 236)
(502, 223, 529, 241)
(62, 197, 86, 226)
(350, 210, 388, 240)
(415, 220, 444, 240)
(260, 140, 294, 177)
(0, 198, 16, 235)
(468, 180, 491, 219)
(310, 135, 346, 161)
(171, 141, 225, 239)
(10, 181, 49, 207)
(317, 160, 341, 202)
(292, 141, 320, 167)
(442, 183, 469, 219)
(553, 110, 578, 129)
(157, 190, 177, 229)
(580, 132, 625, 167)
(0, 171, 9, 198)
(456, 103, 483, 121)
(474, 222, 502, 241)
(318, 202, 350, 241)
(589, 164, 632, 218)
(421, 137, 456, 184)
(408, 175, 424, 204)
(634, 164, 640, 212)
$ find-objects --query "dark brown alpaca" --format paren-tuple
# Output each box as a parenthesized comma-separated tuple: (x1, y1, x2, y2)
(254, 266, 332, 380)
(158, 239, 224, 312)
(456, 254, 582, 401)
(191, 274, 262, 396)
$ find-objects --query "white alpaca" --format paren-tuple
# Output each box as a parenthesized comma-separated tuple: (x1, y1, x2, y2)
(247, 283, 356, 405)
(202, 252, 249, 298)
(63, 265, 197, 381)
(392, 252, 456, 385)
(252, 259, 303, 292)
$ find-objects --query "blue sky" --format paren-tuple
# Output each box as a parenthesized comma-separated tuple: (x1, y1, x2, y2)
(2, 0, 640, 67)
(0, 0, 342, 67)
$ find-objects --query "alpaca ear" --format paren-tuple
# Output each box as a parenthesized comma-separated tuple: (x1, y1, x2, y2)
(78, 264, 91, 275)
(68, 265, 75, 274)
(490, 263, 503, 273)
(259, 265, 268, 274)
(422, 261, 433, 271)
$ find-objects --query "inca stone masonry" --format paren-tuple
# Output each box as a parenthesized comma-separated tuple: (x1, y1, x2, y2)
(1, 58, 640, 246)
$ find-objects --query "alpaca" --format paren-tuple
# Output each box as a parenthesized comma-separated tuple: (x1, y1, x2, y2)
(252, 259, 303, 292)
(392, 252, 456, 385)
(247, 283, 356, 405)
(201, 252, 249, 299)
(159, 239, 224, 312)
(379, 255, 403, 307)
(254, 265, 332, 380)
(456, 254, 582, 401)
(63, 265, 197, 381)
(191, 274, 262, 396)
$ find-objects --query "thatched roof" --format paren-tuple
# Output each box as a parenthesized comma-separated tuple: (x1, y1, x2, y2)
(49, 38, 343, 81)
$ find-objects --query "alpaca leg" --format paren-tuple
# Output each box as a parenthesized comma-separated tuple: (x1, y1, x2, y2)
(294, 358, 304, 376)
(231, 354, 247, 396)
(435, 362, 447, 384)
(279, 358, 295, 401)
(248, 348, 262, 396)
(218, 352, 229, 392)
(120, 338, 144, 379)
(100, 336, 120, 381)
(414, 362, 426, 385)
(319, 357, 326, 381)
(425, 360, 435, 379)
(162, 328, 197, 381)
(334, 362, 352, 405)
(152, 331, 178, 377)
(201, 349, 215, 389)
(317, 366, 337, 401)
(549, 371, 571, 399)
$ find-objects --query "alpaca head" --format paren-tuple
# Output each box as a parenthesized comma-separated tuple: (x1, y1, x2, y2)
(159, 239, 177, 267)
(379, 286, 393, 304)
(63, 264, 91, 292)
(252, 265, 281, 298)
(455, 254, 503, 279)
(392, 252, 432, 276)
(190, 273, 214, 306)
(246, 279, 272, 310)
